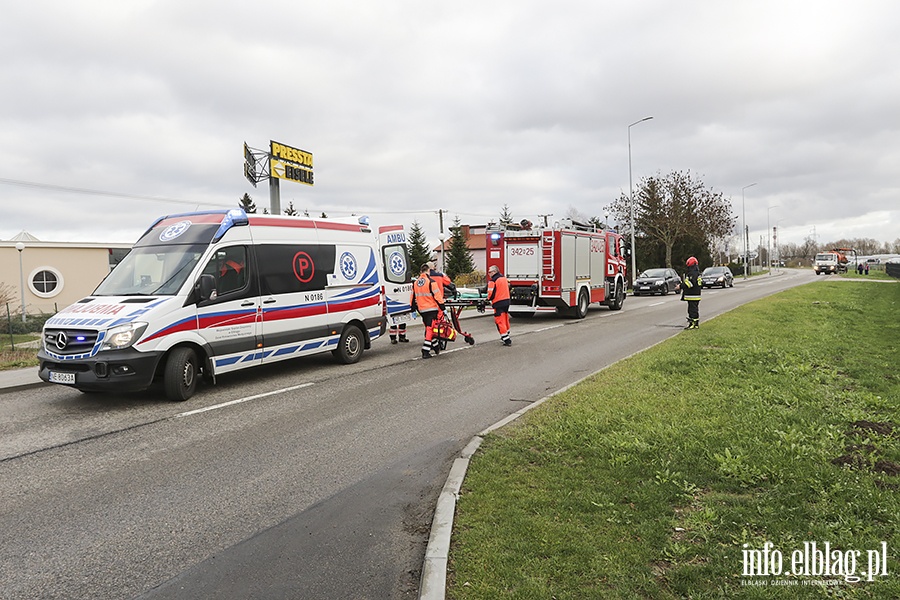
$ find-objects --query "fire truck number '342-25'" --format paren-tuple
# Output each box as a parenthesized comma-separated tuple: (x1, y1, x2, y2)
(485, 218, 628, 319)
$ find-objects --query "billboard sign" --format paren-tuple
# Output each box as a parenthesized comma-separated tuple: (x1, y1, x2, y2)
(270, 140, 314, 186)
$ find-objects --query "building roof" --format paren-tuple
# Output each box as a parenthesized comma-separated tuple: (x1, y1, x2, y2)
(432, 224, 488, 252)
(9, 230, 41, 242)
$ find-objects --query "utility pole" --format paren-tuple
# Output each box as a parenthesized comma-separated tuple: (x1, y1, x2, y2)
(437, 209, 446, 272)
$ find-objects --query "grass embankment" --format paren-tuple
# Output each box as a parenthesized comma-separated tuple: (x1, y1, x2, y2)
(449, 281, 900, 598)
(0, 334, 40, 370)
(842, 269, 893, 281)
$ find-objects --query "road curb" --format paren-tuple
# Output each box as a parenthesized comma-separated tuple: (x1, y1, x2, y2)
(0, 382, 46, 394)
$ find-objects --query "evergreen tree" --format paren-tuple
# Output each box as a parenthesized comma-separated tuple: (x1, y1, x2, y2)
(445, 216, 475, 279)
(406, 220, 432, 278)
(499, 204, 513, 227)
(238, 193, 257, 213)
(283, 202, 299, 216)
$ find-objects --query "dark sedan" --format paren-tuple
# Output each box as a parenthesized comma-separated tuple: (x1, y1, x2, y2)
(633, 268, 681, 296)
(701, 266, 734, 288)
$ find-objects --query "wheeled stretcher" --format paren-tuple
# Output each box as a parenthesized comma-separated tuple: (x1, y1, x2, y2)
(431, 293, 488, 352)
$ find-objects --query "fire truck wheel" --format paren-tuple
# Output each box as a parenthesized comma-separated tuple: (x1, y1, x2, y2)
(164, 347, 198, 402)
(608, 280, 625, 311)
(333, 325, 364, 364)
(573, 288, 589, 319)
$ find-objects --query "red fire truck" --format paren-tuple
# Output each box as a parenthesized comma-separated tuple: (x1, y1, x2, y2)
(485, 218, 628, 318)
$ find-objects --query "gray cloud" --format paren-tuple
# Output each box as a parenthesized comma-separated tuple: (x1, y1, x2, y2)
(1, 0, 897, 251)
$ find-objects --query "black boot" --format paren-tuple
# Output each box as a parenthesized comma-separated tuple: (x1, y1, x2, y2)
(398, 335, 409, 343)
(390, 336, 398, 345)
(421, 349, 431, 359)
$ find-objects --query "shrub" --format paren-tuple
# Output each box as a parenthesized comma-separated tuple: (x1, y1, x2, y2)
(454, 270, 487, 287)
(3, 313, 52, 335)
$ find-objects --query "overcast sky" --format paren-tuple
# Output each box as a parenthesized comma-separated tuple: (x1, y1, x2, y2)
(2, 0, 897, 253)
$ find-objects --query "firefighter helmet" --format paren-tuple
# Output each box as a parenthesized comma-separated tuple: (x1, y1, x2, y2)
(686, 256, 698, 267)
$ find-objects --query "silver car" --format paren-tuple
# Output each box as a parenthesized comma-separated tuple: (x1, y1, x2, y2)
(701, 266, 734, 288)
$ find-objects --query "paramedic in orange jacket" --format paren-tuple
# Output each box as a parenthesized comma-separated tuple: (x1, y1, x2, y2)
(427, 262, 456, 297)
(487, 265, 512, 346)
(410, 263, 445, 359)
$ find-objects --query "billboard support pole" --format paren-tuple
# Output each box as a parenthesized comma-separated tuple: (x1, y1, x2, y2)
(269, 177, 281, 215)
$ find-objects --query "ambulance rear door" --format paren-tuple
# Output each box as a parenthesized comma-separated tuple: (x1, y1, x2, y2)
(378, 225, 413, 326)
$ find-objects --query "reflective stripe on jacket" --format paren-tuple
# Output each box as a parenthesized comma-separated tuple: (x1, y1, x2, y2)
(682, 266, 702, 301)
(411, 275, 444, 313)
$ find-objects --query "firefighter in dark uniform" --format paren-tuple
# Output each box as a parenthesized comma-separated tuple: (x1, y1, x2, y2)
(681, 256, 702, 329)
(487, 264, 512, 346)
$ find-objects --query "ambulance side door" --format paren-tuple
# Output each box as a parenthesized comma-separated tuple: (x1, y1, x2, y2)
(195, 244, 263, 373)
(256, 243, 335, 359)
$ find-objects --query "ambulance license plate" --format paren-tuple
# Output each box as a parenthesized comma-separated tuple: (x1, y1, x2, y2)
(49, 371, 76, 385)
(392, 312, 413, 324)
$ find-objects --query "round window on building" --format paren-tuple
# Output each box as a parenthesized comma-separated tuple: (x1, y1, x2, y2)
(28, 267, 64, 298)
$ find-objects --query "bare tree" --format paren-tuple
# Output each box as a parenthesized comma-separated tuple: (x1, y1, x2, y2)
(606, 170, 735, 268)
(0, 282, 15, 306)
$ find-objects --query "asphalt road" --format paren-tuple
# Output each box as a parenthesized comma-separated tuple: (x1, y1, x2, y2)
(0, 269, 817, 599)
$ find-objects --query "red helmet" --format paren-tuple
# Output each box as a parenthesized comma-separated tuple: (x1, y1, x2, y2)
(686, 256, 698, 267)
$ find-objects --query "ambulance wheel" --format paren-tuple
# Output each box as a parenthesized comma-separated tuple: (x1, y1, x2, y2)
(608, 280, 625, 311)
(164, 347, 198, 402)
(333, 325, 364, 364)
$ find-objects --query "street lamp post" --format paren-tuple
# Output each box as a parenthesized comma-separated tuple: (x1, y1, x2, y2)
(766, 204, 779, 275)
(15, 242, 26, 323)
(741, 183, 757, 280)
(628, 116, 653, 286)
(438, 233, 446, 273)
(775, 218, 786, 271)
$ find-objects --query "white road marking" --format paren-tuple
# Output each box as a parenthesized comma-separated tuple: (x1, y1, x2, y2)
(648, 301, 665, 307)
(176, 382, 316, 417)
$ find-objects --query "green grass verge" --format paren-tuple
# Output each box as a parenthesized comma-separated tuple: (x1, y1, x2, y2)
(0, 334, 40, 370)
(842, 269, 893, 281)
(449, 281, 900, 598)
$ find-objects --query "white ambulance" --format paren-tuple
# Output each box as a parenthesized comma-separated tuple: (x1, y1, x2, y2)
(38, 208, 411, 401)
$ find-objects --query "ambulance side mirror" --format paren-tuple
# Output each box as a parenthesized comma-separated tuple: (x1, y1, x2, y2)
(195, 274, 216, 303)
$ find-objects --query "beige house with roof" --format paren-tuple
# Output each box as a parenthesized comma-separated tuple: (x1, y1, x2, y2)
(0, 231, 131, 317)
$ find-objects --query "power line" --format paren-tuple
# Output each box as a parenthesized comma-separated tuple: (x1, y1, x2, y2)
(0, 177, 226, 207)
(0, 176, 501, 220)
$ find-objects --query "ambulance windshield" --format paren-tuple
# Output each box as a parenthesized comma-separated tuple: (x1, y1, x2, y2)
(94, 244, 206, 296)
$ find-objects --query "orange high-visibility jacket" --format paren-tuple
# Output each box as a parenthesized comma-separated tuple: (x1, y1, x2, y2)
(411, 275, 444, 313)
(487, 273, 510, 305)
